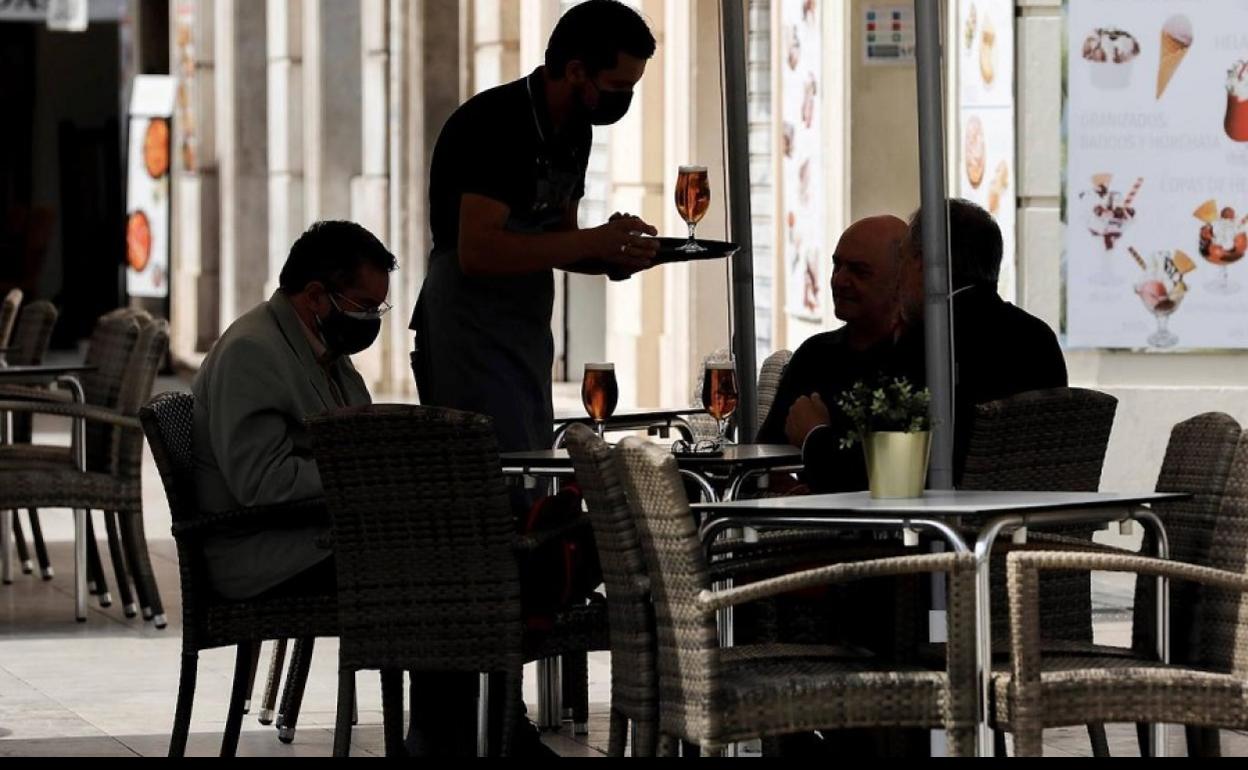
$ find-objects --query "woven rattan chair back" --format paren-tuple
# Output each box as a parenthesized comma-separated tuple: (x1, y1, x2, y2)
(81, 312, 144, 472)
(756, 350, 792, 427)
(114, 319, 170, 480)
(0, 288, 21, 348)
(1192, 432, 1248, 675)
(565, 424, 657, 753)
(961, 388, 1117, 492)
(1133, 412, 1243, 659)
(615, 436, 719, 740)
(308, 404, 524, 676)
(961, 387, 1118, 645)
(7, 300, 57, 366)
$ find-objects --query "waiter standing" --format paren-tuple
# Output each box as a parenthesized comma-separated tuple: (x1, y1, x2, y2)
(406, 0, 658, 756)
(412, 0, 659, 455)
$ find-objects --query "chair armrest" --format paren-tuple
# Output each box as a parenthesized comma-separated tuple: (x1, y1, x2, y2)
(1006, 550, 1248, 595)
(697, 552, 973, 614)
(171, 498, 329, 538)
(0, 384, 73, 403)
(0, 399, 140, 431)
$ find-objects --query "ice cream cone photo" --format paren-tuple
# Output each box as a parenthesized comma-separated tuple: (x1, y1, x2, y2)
(1156, 15, 1192, 100)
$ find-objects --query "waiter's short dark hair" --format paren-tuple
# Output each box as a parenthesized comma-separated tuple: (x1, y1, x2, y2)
(546, 0, 656, 79)
(279, 221, 397, 294)
(906, 199, 1003, 290)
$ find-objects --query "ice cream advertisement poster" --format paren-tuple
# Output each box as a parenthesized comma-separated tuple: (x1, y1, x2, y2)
(1066, 0, 1248, 350)
(956, 0, 1017, 303)
(781, 0, 826, 321)
(125, 76, 175, 300)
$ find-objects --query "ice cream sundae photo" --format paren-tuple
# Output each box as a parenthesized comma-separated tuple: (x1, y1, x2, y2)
(1194, 199, 1248, 294)
(1082, 173, 1141, 251)
(1082, 28, 1140, 90)
(1130, 247, 1194, 349)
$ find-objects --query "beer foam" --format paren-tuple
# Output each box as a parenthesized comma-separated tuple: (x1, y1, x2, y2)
(679, 165, 708, 173)
(585, 362, 615, 371)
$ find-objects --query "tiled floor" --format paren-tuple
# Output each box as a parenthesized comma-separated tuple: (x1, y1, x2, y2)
(1, 369, 1246, 756)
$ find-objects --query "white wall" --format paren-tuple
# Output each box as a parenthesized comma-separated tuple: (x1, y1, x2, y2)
(1019, 0, 1248, 491)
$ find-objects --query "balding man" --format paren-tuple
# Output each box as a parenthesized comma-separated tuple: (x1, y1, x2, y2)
(757, 215, 921, 493)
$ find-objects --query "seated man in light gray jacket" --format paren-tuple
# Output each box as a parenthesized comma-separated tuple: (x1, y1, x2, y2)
(192, 221, 395, 599)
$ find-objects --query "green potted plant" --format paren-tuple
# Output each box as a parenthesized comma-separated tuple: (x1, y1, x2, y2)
(838, 377, 933, 499)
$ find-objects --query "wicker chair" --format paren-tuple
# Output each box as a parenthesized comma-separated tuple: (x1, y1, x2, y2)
(990, 413, 1244, 757)
(140, 392, 339, 757)
(308, 404, 608, 757)
(2, 300, 59, 577)
(613, 436, 979, 755)
(0, 288, 20, 353)
(757, 350, 793, 427)
(0, 310, 170, 623)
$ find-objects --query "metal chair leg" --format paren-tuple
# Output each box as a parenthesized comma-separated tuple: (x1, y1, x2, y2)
(476, 673, 490, 758)
(258, 639, 288, 725)
(119, 509, 165, 627)
(169, 651, 199, 757)
(242, 641, 262, 715)
(535, 657, 562, 730)
(1088, 724, 1110, 757)
(276, 637, 315, 744)
(381, 669, 405, 757)
(1, 509, 13, 585)
(103, 512, 137, 617)
(85, 514, 112, 608)
(28, 510, 53, 580)
(12, 511, 32, 574)
(222, 642, 258, 757)
(333, 670, 355, 757)
(73, 509, 87, 621)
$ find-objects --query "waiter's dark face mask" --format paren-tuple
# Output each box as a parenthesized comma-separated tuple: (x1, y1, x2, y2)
(581, 77, 634, 126)
(318, 293, 385, 356)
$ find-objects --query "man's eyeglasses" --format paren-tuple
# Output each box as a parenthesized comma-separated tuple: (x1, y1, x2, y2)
(331, 293, 393, 321)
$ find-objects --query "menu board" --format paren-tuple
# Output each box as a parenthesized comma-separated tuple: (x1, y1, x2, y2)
(955, 0, 1017, 303)
(1067, 0, 1248, 350)
(125, 76, 175, 300)
(781, 0, 826, 321)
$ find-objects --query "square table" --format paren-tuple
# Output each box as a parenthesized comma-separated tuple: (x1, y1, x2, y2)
(692, 489, 1188, 757)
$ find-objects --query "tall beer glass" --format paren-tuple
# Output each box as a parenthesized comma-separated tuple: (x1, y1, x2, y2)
(675, 165, 711, 253)
(701, 360, 739, 445)
(582, 363, 620, 437)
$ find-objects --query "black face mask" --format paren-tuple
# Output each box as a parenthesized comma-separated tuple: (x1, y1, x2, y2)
(583, 79, 634, 126)
(317, 305, 381, 357)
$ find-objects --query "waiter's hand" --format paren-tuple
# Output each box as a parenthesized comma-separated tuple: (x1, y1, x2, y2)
(785, 393, 831, 448)
(586, 216, 660, 272)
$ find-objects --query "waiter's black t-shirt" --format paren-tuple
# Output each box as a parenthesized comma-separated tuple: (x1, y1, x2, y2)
(426, 67, 592, 255)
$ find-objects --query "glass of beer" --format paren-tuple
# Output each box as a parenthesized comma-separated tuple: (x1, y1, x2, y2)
(582, 363, 620, 437)
(701, 360, 739, 445)
(675, 165, 711, 253)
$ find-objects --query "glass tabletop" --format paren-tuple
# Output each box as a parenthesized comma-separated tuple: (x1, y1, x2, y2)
(692, 489, 1190, 517)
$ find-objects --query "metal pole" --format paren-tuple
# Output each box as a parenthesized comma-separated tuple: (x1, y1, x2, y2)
(721, 0, 759, 442)
(913, 0, 955, 490)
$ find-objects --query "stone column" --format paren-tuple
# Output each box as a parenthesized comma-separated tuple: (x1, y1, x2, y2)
(471, 0, 520, 93)
(214, 0, 268, 327)
(266, 0, 304, 297)
(303, 0, 363, 223)
(170, 0, 220, 356)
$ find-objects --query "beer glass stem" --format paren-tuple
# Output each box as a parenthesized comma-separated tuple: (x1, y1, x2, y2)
(686, 221, 697, 247)
(596, 420, 606, 439)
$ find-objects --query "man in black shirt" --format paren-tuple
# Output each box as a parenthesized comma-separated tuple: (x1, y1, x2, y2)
(757, 215, 916, 492)
(894, 199, 1068, 481)
(412, 0, 659, 454)
(406, 0, 658, 755)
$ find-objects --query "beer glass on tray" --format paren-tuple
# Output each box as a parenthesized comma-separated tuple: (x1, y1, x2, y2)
(675, 165, 711, 253)
(582, 363, 620, 438)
